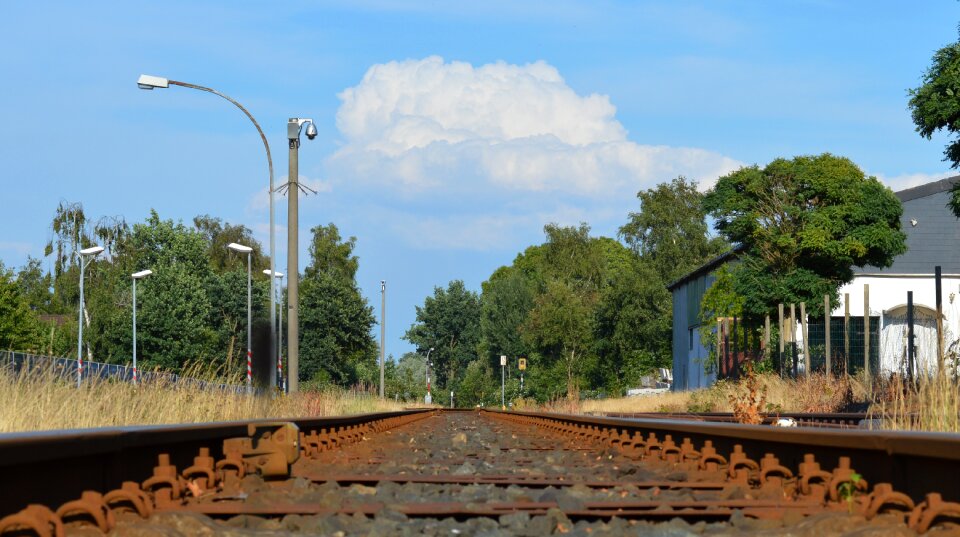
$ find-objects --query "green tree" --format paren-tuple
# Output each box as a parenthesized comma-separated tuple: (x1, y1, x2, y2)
(0, 262, 42, 350)
(193, 215, 269, 273)
(517, 223, 605, 399)
(404, 280, 482, 394)
(480, 266, 535, 366)
(907, 33, 960, 216)
(457, 358, 499, 407)
(522, 278, 595, 398)
(16, 257, 54, 314)
(298, 223, 376, 387)
(304, 224, 359, 283)
(592, 239, 672, 391)
(619, 177, 728, 283)
(702, 154, 907, 319)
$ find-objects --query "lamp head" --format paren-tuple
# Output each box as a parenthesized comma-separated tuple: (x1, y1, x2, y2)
(79, 245, 104, 257)
(132, 269, 153, 279)
(137, 74, 169, 90)
(227, 242, 253, 253)
(304, 121, 318, 140)
(263, 269, 284, 278)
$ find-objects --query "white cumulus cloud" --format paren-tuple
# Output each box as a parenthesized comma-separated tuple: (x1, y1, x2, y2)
(329, 56, 741, 196)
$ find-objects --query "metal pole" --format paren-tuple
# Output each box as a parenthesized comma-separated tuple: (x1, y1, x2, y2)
(864, 284, 870, 378)
(287, 126, 300, 393)
(246, 251, 252, 392)
(163, 80, 277, 390)
(380, 280, 386, 399)
(936, 266, 944, 373)
(824, 294, 831, 375)
(132, 276, 138, 385)
(76, 258, 85, 387)
(907, 290, 915, 382)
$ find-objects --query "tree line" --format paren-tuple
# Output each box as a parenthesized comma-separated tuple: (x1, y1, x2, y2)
(1, 202, 379, 388)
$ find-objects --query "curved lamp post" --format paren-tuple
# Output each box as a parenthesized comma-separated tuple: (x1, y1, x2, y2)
(137, 74, 278, 390)
(131, 269, 153, 384)
(76, 245, 104, 387)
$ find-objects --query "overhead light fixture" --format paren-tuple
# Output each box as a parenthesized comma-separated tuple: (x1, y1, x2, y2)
(137, 74, 169, 90)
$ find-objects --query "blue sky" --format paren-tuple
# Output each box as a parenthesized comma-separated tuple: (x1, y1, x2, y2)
(2, 1, 958, 360)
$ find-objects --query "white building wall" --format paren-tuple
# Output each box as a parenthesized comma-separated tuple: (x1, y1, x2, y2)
(832, 274, 960, 375)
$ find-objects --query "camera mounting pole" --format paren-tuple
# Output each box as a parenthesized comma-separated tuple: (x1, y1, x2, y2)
(286, 117, 316, 394)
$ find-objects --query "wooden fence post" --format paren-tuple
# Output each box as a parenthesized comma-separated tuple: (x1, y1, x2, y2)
(800, 302, 809, 376)
(764, 315, 771, 361)
(790, 303, 797, 377)
(778, 304, 784, 377)
(825, 294, 831, 375)
(864, 284, 870, 378)
(844, 293, 850, 376)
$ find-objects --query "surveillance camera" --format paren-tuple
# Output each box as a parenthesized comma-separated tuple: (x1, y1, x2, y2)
(305, 122, 318, 140)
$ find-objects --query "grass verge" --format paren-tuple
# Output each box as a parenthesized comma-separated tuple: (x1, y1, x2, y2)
(0, 365, 404, 433)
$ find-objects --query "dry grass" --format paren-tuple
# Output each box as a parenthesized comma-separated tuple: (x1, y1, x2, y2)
(575, 372, 869, 416)
(870, 373, 960, 433)
(0, 366, 404, 434)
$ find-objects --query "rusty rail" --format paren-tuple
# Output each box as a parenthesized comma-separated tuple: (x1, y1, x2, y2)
(1, 408, 960, 535)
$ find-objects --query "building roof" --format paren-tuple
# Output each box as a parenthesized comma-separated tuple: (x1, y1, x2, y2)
(666, 250, 738, 291)
(895, 175, 960, 203)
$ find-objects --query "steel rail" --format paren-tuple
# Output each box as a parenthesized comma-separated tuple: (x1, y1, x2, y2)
(3, 408, 960, 534)
(491, 409, 960, 503)
(0, 409, 433, 515)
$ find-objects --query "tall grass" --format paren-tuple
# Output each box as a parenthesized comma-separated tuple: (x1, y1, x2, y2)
(869, 373, 960, 432)
(0, 365, 404, 434)
(576, 372, 869, 415)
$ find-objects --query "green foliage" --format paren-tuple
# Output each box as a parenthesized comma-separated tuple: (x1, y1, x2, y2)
(404, 280, 482, 391)
(298, 223, 377, 387)
(0, 263, 42, 351)
(480, 267, 535, 364)
(619, 176, 728, 283)
(908, 37, 960, 171)
(304, 223, 359, 283)
(16, 258, 54, 314)
(457, 359, 499, 407)
(385, 352, 428, 402)
(703, 154, 907, 320)
(193, 215, 269, 273)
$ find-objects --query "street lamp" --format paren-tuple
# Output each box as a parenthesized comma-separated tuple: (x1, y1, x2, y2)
(263, 269, 284, 392)
(380, 280, 386, 399)
(137, 74, 279, 390)
(131, 269, 153, 385)
(425, 347, 434, 404)
(76, 245, 104, 387)
(286, 117, 317, 393)
(228, 242, 253, 392)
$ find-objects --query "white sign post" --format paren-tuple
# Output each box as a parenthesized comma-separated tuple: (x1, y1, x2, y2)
(500, 355, 506, 409)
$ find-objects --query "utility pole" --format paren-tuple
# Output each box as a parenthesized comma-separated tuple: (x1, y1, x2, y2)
(286, 118, 317, 393)
(380, 280, 386, 399)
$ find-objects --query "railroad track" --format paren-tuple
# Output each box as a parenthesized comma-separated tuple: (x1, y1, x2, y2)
(1, 409, 959, 535)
